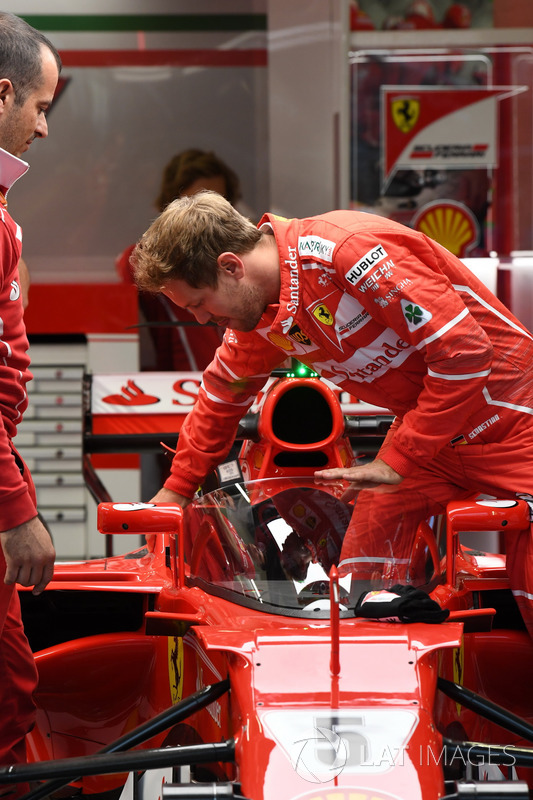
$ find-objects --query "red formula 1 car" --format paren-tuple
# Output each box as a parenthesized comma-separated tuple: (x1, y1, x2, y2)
(5, 368, 533, 800)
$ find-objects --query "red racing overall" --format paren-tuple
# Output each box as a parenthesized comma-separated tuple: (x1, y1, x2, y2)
(164, 210, 533, 636)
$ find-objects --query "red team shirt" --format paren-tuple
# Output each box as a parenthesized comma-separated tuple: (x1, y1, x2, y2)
(0, 147, 40, 774)
(166, 210, 533, 499)
(0, 149, 36, 530)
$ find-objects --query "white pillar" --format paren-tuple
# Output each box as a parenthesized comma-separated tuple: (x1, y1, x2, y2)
(267, 0, 351, 217)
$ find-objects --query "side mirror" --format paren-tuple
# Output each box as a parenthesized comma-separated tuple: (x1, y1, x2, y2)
(446, 498, 530, 586)
(98, 502, 183, 534)
(97, 502, 184, 587)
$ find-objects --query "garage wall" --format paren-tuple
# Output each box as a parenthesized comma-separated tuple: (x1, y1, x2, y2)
(2, 1, 269, 284)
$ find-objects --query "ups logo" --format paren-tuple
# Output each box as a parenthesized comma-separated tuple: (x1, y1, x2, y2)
(391, 98, 420, 133)
(288, 324, 312, 346)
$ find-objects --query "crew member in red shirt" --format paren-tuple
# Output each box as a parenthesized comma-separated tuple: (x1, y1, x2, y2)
(0, 12, 60, 790)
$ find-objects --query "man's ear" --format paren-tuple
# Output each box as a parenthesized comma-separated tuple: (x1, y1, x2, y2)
(0, 79, 14, 114)
(217, 252, 244, 279)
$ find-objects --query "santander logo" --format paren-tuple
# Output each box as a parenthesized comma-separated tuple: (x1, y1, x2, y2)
(102, 380, 160, 406)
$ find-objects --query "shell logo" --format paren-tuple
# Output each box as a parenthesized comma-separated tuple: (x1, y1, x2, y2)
(268, 331, 295, 351)
(412, 200, 479, 258)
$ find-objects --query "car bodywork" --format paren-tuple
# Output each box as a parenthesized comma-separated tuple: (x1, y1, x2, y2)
(7, 372, 533, 800)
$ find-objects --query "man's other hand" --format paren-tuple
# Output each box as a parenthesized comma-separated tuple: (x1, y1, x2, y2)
(315, 458, 403, 501)
(1, 516, 56, 595)
(149, 487, 192, 508)
(146, 488, 192, 552)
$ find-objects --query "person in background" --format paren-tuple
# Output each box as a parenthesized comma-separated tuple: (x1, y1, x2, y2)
(116, 148, 241, 372)
(132, 190, 533, 641)
(0, 11, 60, 791)
(154, 148, 241, 213)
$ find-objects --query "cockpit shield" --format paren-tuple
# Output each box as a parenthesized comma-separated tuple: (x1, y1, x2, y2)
(183, 477, 441, 618)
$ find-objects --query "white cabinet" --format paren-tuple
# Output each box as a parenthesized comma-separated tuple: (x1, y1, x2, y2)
(17, 338, 141, 560)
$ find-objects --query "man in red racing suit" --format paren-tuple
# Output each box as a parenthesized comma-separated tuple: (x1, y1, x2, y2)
(133, 191, 533, 638)
(0, 15, 60, 790)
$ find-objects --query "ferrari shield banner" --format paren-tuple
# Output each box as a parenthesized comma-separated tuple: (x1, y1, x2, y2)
(382, 85, 526, 186)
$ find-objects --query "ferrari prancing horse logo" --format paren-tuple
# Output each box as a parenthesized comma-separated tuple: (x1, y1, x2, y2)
(391, 98, 420, 133)
(313, 304, 334, 326)
(168, 636, 184, 704)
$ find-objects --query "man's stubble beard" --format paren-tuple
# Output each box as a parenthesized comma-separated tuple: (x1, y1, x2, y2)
(235, 283, 268, 332)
